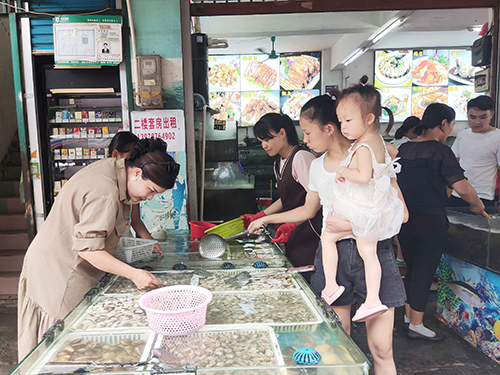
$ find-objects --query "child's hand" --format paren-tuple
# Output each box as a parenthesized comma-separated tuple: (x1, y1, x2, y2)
(336, 167, 347, 183)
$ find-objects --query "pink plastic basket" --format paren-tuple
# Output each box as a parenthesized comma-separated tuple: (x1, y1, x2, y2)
(139, 286, 213, 336)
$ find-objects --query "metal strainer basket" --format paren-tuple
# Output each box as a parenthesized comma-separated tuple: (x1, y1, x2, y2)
(198, 230, 249, 259)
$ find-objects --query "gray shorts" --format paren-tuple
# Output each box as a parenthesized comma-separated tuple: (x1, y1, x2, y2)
(310, 239, 406, 308)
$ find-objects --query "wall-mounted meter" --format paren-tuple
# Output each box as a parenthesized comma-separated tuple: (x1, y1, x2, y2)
(137, 55, 163, 108)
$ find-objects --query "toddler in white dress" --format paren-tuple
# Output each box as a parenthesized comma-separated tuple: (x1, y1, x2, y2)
(320, 77, 406, 322)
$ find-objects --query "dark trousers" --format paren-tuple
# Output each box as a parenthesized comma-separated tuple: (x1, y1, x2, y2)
(398, 211, 448, 312)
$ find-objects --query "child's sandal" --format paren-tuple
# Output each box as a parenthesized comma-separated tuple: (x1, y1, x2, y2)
(321, 286, 345, 305)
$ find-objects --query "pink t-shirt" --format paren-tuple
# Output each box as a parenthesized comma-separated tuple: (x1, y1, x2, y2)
(278, 150, 315, 190)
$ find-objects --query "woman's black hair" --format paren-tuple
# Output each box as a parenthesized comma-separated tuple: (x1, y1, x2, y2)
(253, 113, 299, 145)
(338, 75, 395, 135)
(394, 116, 422, 139)
(420, 103, 455, 133)
(300, 88, 341, 130)
(126, 138, 180, 190)
(108, 131, 139, 157)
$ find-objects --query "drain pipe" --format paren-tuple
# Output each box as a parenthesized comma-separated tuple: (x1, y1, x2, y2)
(125, 0, 140, 107)
(200, 104, 207, 221)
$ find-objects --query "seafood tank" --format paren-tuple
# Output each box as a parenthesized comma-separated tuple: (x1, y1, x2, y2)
(437, 208, 500, 365)
(10, 234, 371, 375)
(446, 207, 500, 272)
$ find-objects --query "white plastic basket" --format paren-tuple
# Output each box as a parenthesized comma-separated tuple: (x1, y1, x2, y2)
(139, 285, 213, 337)
(115, 237, 156, 264)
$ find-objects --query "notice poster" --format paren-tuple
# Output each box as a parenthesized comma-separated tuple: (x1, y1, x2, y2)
(131, 110, 185, 152)
(53, 15, 122, 66)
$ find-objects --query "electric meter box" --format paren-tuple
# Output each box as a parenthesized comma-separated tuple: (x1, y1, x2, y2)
(138, 55, 163, 108)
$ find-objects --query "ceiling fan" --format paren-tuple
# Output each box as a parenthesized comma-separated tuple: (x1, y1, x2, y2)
(257, 36, 279, 59)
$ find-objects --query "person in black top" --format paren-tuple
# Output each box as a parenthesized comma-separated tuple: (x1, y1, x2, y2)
(397, 103, 484, 341)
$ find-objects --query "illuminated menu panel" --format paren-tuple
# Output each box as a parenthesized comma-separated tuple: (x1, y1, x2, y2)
(208, 52, 321, 126)
(375, 49, 480, 122)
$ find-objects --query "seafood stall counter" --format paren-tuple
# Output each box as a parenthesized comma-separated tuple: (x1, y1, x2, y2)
(10, 234, 371, 375)
(437, 208, 500, 365)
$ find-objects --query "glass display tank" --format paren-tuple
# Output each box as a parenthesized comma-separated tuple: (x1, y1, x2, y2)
(446, 207, 500, 272)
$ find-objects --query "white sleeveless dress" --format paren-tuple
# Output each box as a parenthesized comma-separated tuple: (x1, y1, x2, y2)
(321, 139, 404, 241)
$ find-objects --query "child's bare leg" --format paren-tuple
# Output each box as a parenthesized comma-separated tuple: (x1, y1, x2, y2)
(321, 230, 350, 297)
(356, 237, 383, 308)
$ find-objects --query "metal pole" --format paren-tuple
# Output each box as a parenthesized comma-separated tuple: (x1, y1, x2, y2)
(180, 0, 198, 221)
(9, 12, 35, 240)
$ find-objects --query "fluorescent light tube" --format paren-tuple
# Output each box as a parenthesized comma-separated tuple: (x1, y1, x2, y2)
(343, 48, 367, 66)
(372, 17, 404, 44)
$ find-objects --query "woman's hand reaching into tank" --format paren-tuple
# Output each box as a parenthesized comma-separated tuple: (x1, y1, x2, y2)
(248, 217, 266, 234)
(152, 242, 163, 256)
(130, 269, 162, 289)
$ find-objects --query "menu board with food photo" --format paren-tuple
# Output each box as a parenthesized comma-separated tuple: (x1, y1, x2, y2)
(448, 49, 477, 86)
(379, 87, 412, 122)
(240, 91, 280, 127)
(374, 50, 413, 88)
(209, 92, 241, 123)
(280, 52, 321, 91)
(280, 90, 319, 121)
(411, 86, 448, 118)
(208, 55, 240, 92)
(412, 49, 449, 87)
(448, 86, 479, 121)
(240, 55, 280, 91)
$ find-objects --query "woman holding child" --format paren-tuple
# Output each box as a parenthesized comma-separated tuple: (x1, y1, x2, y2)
(248, 78, 406, 375)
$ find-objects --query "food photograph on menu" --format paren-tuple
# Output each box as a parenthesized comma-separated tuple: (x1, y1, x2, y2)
(448, 86, 478, 121)
(379, 87, 412, 122)
(448, 49, 477, 86)
(209, 92, 241, 123)
(208, 55, 240, 91)
(241, 55, 280, 91)
(280, 52, 321, 91)
(411, 87, 448, 118)
(280, 90, 319, 121)
(412, 49, 449, 87)
(240, 91, 280, 127)
(374, 50, 413, 88)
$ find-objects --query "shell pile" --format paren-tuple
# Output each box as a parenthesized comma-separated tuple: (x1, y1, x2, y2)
(53, 337, 145, 363)
(199, 271, 296, 292)
(206, 292, 317, 325)
(225, 243, 279, 260)
(104, 272, 193, 295)
(154, 330, 277, 368)
(73, 296, 147, 330)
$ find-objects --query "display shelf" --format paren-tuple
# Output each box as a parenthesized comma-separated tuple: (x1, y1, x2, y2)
(45, 94, 123, 198)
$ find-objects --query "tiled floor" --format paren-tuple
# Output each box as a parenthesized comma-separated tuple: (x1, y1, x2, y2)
(1, 293, 499, 375)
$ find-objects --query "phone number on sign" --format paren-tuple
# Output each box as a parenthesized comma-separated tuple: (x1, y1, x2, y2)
(138, 132, 176, 140)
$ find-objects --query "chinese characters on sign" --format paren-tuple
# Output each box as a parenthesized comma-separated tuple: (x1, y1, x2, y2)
(131, 110, 185, 152)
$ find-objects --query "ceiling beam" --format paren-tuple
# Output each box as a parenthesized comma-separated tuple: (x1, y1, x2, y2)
(191, 0, 497, 17)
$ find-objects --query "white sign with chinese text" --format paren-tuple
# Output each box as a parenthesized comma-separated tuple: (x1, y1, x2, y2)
(131, 110, 185, 152)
